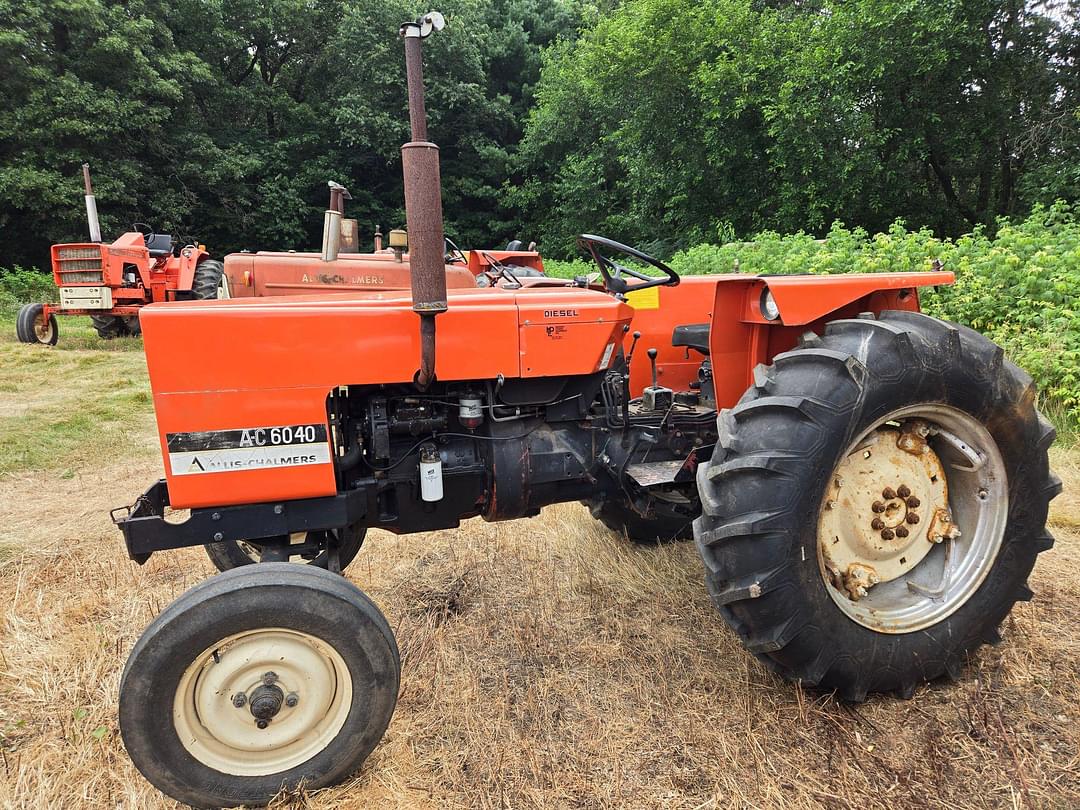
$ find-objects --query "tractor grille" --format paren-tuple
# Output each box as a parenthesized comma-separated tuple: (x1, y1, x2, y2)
(56, 246, 104, 284)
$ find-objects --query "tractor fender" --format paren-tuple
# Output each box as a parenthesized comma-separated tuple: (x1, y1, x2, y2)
(175, 246, 213, 293)
(705, 270, 955, 409)
(752, 270, 953, 326)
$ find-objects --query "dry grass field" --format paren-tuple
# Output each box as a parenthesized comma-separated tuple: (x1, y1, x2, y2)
(0, 324, 1077, 809)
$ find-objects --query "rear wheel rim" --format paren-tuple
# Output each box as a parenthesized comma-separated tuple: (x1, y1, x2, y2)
(817, 404, 1008, 633)
(173, 627, 352, 776)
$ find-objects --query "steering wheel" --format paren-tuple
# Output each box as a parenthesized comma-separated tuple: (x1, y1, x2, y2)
(132, 222, 155, 237)
(444, 235, 468, 265)
(576, 234, 679, 295)
(478, 250, 522, 289)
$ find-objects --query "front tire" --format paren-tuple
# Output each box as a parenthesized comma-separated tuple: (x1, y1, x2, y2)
(120, 564, 400, 808)
(16, 303, 58, 345)
(694, 311, 1059, 701)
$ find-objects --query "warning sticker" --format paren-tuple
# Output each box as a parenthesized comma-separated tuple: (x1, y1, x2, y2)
(166, 424, 332, 476)
(598, 342, 616, 370)
(625, 286, 661, 310)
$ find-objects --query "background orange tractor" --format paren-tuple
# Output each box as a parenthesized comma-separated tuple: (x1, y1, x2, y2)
(223, 179, 545, 302)
(15, 164, 222, 345)
(109, 13, 1059, 808)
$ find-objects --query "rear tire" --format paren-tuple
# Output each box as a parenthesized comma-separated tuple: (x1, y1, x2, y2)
(90, 314, 139, 339)
(190, 259, 227, 300)
(119, 564, 400, 808)
(693, 311, 1059, 701)
(204, 526, 366, 573)
(589, 498, 694, 544)
(16, 304, 58, 345)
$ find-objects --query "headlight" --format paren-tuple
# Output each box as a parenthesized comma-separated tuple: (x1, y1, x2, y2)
(760, 288, 780, 321)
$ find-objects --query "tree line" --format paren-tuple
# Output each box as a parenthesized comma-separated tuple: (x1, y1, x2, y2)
(1, 0, 1077, 269)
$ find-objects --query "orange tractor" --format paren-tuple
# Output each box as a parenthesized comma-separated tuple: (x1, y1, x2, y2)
(15, 165, 223, 344)
(221, 179, 544, 304)
(111, 13, 1059, 808)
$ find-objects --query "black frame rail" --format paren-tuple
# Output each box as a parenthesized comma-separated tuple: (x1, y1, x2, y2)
(111, 480, 367, 564)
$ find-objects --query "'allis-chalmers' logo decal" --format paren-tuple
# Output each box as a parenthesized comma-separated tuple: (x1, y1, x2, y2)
(110, 248, 144, 258)
(543, 309, 579, 318)
(300, 273, 385, 285)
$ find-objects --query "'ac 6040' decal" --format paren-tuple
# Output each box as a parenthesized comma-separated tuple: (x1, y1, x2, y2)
(166, 424, 331, 476)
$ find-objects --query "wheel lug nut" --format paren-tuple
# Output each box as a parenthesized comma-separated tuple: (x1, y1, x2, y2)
(906, 513, 920, 524)
(262, 671, 278, 686)
(871, 518, 885, 530)
(906, 496, 920, 508)
(256, 719, 269, 730)
(881, 529, 895, 540)
(896, 526, 909, 538)
(232, 693, 247, 708)
(285, 693, 299, 708)
(871, 501, 885, 513)
(882, 487, 896, 500)
(897, 485, 911, 498)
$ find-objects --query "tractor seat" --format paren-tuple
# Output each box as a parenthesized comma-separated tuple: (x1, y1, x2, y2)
(144, 233, 175, 258)
(671, 323, 710, 355)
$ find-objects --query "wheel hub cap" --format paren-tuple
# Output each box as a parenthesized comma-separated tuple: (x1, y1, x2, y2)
(819, 426, 950, 598)
(816, 405, 1009, 634)
(173, 628, 352, 776)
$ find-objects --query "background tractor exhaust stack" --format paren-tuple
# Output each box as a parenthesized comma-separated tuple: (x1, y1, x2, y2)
(82, 163, 102, 243)
(400, 11, 447, 389)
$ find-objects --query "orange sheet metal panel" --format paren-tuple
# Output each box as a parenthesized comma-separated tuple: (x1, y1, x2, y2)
(753, 270, 952, 325)
(621, 276, 720, 396)
(222, 252, 476, 299)
(705, 272, 942, 407)
(142, 286, 627, 509)
(515, 290, 633, 377)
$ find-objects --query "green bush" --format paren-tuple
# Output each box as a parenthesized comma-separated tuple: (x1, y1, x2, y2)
(0, 267, 56, 317)
(546, 203, 1080, 414)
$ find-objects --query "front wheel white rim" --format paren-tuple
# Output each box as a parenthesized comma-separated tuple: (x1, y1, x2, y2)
(817, 404, 1009, 633)
(34, 314, 54, 343)
(174, 628, 352, 776)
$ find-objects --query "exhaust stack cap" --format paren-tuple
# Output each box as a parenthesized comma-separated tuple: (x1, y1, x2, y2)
(401, 11, 445, 38)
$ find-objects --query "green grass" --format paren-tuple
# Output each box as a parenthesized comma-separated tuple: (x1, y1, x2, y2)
(0, 322, 154, 476)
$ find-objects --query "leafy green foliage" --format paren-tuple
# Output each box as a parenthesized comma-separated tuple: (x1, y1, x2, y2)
(516, 0, 1080, 255)
(550, 204, 1080, 413)
(0, 0, 578, 270)
(0, 267, 56, 317)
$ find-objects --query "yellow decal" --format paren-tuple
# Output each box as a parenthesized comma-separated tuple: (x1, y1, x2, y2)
(625, 286, 660, 310)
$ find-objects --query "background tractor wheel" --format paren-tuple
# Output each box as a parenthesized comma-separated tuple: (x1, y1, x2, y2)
(588, 497, 695, 544)
(119, 563, 400, 809)
(204, 526, 366, 573)
(190, 259, 228, 300)
(90, 314, 139, 339)
(15, 303, 58, 345)
(694, 311, 1059, 701)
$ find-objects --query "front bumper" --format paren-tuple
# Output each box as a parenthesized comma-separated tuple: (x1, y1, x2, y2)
(111, 479, 367, 564)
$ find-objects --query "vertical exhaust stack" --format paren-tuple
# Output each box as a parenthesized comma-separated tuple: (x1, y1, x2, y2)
(400, 11, 447, 389)
(82, 163, 102, 243)
(321, 181, 352, 262)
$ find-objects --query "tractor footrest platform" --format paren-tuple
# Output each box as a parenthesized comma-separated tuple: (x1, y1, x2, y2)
(626, 460, 689, 487)
(111, 480, 367, 564)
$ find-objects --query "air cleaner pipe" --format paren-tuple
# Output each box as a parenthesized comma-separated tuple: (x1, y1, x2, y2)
(82, 163, 102, 243)
(400, 12, 447, 390)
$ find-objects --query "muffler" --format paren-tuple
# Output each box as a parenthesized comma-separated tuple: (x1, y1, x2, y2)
(400, 11, 447, 389)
